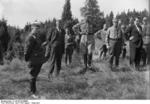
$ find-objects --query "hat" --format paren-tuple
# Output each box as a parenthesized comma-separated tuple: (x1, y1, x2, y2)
(32, 20, 40, 27)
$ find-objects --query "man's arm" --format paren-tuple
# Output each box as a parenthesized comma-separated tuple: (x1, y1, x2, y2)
(24, 36, 35, 61)
(106, 28, 110, 47)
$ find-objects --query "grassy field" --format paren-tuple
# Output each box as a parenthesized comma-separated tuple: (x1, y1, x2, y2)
(0, 40, 149, 99)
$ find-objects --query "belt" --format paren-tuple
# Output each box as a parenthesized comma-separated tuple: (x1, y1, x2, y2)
(109, 38, 121, 41)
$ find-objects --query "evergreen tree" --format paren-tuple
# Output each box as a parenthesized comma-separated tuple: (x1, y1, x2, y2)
(61, 0, 72, 22)
(80, 0, 104, 32)
(105, 11, 114, 27)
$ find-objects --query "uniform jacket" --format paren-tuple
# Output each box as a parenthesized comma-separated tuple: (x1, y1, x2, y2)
(106, 26, 124, 45)
(24, 30, 46, 65)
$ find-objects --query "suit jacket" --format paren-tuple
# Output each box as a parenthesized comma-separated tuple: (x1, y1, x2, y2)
(46, 27, 65, 54)
(126, 24, 143, 47)
(126, 24, 142, 42)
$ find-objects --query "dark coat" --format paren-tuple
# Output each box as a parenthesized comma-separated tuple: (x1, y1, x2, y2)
(24, 30, 46, 65)
(126, 24, 143, 47)
(46, 28, 65, 56)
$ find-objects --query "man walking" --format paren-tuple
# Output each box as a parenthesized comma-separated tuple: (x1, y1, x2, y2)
(106, 19, 124, 69)
(45, 20, 65, 79)
(126, 18, 143, 69)
(24, 21, 46, 98)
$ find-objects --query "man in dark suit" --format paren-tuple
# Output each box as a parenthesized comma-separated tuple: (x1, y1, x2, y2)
(45, 20, 65, 79)
(126, 18, 143, 69)
(24, 21, 46, 98)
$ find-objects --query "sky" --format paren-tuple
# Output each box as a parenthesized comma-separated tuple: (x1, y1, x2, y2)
(0, 0, 149, 28)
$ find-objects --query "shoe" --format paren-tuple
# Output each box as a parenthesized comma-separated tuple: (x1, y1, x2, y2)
(31, 94, 39, 99)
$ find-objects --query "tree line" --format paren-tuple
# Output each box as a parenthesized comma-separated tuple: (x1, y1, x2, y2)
(0, 0, 149, 60)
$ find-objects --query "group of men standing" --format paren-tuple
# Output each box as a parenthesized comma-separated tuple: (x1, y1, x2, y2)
(24, 16, 150, 98)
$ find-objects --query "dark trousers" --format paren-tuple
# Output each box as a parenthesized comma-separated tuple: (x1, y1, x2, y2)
(83, 53, 92, 69)
(65, 46, 73, 65)
(142, 44, 150, 65)
(129, 41, 142, 67)
(122, 48, 127, 59)
(109, 39, 122, 66)
(29, 63, 42, 94)
(49, 45, 63, 76)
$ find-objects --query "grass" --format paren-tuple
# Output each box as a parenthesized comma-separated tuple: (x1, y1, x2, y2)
(0, 40, 149, 99)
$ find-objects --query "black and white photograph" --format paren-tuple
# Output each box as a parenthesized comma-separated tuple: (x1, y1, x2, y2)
(0, 0, 149, 101)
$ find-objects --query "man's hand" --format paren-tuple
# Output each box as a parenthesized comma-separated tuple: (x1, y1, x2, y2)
(129, 36, 134, 41)
(106, 44, 110, 49)
(42, 42, 48, 47)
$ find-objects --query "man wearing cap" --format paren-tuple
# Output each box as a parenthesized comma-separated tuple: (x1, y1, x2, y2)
(45, 20, 65, 79)
(141, 17, 150, 65)
(106, 18, 124, 69)
(24, 21, 46, 98)
(126, 18, 143, 69)
(73, 16, 96, 74)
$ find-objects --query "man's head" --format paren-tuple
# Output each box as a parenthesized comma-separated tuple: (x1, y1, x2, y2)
(143, 17, 147, 25)
(103, 24, 107, 30)
(134, 18, 140, 26)
(31, 21, 40, 30)
(129, 17, 134, 24)
(118, 19, 122, 26)
(112, 18, 118, 27)
(56, 20, 61, 29)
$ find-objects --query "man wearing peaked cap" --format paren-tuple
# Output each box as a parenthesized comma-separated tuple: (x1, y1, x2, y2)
(106, 18, 124, 70)
(24, 20, 46, 98)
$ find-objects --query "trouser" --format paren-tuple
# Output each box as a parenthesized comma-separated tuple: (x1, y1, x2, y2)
(75, 39, 80, 53)
(129, 41, 142, 67)
(65, 46, 74, 64)
(83, 52, 92, 69)
(80, 35, 95, 69)
(29, 63, 42, 94)
(143, 44, 150, 65)
(122, 48, 127, 59)
(109, 39, 122, 66)
(49, 45, 63, 76)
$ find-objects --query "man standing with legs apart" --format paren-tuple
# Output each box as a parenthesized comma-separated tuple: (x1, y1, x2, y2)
(106, 18, 124, 70)
(24, 21, 46, 98)
(73, 16, 96, 74)
(45, 20, 65, 79)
